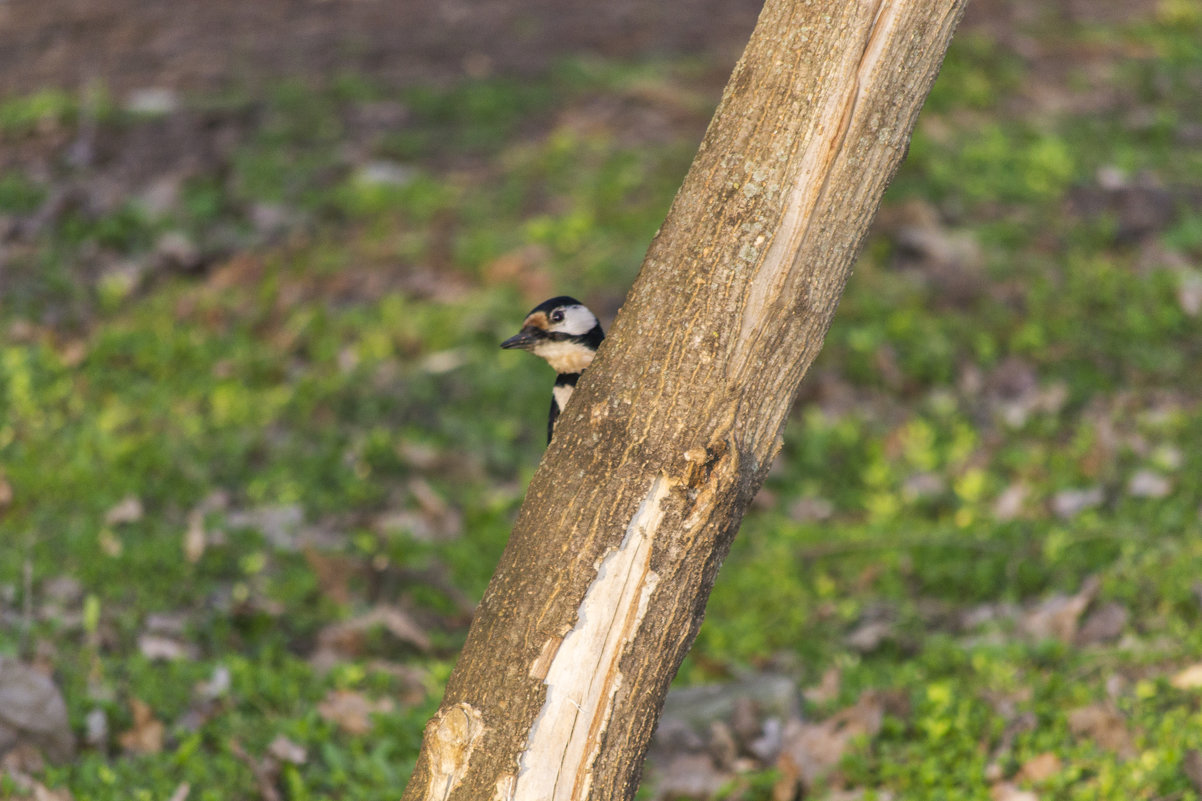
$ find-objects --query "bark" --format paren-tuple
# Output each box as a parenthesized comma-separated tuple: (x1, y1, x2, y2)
(402, 0, 966, 799)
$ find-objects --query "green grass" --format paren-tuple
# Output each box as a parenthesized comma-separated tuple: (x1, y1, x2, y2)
(3, 11, 1202, 801)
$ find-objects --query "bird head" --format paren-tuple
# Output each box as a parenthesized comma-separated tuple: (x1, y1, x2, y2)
(501, 296, 605, 374)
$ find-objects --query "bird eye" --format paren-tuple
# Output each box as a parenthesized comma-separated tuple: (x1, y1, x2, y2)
(550, 310, 565, 323)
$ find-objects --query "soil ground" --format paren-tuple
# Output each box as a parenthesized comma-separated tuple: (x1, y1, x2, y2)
(0, 0, 1150, 98)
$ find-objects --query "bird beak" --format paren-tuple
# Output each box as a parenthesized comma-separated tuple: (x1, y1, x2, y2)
(500, 328, 541, 350)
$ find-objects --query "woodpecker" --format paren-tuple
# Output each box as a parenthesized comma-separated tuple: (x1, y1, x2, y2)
(501, 296, 605, 443)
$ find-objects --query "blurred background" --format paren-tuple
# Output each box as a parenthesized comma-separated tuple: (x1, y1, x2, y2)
(2, 0, 1201, 798)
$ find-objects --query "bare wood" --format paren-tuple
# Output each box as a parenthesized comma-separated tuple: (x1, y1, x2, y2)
(401, 0, 966, 798)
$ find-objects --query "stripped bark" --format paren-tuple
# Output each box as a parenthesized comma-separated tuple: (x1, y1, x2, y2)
(401, 0, 966, 798)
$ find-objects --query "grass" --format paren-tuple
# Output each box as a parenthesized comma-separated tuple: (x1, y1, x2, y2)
(3, 9, 1202, 801)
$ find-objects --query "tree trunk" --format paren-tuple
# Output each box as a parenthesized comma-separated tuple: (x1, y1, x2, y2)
(402, 0, 966, 799)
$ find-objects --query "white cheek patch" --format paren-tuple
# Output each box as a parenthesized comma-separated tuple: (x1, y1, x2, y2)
(552, 384, 575, 412)
(533, 340, 597, 374)
(550, 305, 598, 337)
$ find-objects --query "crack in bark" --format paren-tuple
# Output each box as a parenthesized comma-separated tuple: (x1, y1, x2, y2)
(733, 0, 897, 373)
(512, 477, 668, 801)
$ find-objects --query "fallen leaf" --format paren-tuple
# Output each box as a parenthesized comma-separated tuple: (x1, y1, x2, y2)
(104, 496, 144, 526)
(1127, 469, 1172, 499)
(1066, 173, 1178, 242)
(303, 549, 362, 605)
(39, 575, 83, 620)
(420, 349, 468, 374)
(803, 667, 842, 705)
(845, 620, 895, 653)
(1075, 602, 1129, 646)
(1183, 749, 1202, 794)
(655, 674, 800, 742)
(84, 708, 108, 749)
(0, 761, 75, 801)
(1051, 487, 1104, 519)
(226, 504, 304, 549)
(316, 689, 394, 735)
(138, 612, 198, 662)
(0, 657, 75, 763)
(0, 743, 45, 775)
(483, 244, 553, 301)
(118, 698, 164, 755)
(648, 752, 733, 801)
(1179, 269, 1202, 317)
(33, 782, 75, 800)
(1017, 752, 1062, 783)
(775, 690, 885, 796)
(229, 740, 281, 801)
(138, 633, 197, 662)
(406, 478, 464, 542)
(1170, 663, 1202, 690)
(789, 495, 834, 522)
(312, 605, 432, 665)
(97, 528, 123, 557)
(267, 734, 308, 765)
(153, 230, 201, 272)
(990, 782, 1039, 801)
(707, 720, 738, 770)
(196, 664, 231, 700)
(183, 510, 206, 564)
(902, 471, 945, 502)
(1067, 704, 1134, 757)
(993, 483, 1027, 521)
(1021, 576, 1100, 643)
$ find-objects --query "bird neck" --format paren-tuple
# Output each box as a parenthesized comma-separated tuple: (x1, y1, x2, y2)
(554, 372, 581, 387)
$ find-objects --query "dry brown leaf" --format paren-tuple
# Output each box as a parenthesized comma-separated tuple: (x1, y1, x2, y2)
(195, 664, 231, 700)
(138, 633, 197, 662)
(1183, 749, 1202, 794)
(1, 743, 46, 775)
(118, 698, 165, 755)
(1020, 575, 1100, 643)
(303, 549, 362, 605)
(993, 483, 1027, 521)
(1, 769, 76, 801)
(1050, 487, 1104, 519)
(1075, 602, 1129, 646)
(363, 661, 429, 706)
(845, 620, 894, 653)
(483, 244, 553, 302)
(990, 782, 1039, 801)
(1017, 752, 1062, 784)
(0, 657, 75, 763)
(0, 764, 76, 801)
(316, 689, 394, 735)
(229, 739, 281, 801)
(405, 478, 464, 542)
(267, 734, 308, 765)
(1067, 704, 1134, 757)
(314, 605, 433, 660)
(1179, 270, 1202, 316)
(650, 752, 733, 801)
(1127, 469, 1172, 498)
(775, 690, 885, 797)
(1170, 663, 1202, 690)
(32, 782, 75, 801)
(184, 510, 207, 564)
(97, 528, 123, 557)
(104, 496, 144, 525)
(803, 667, 842, 705)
